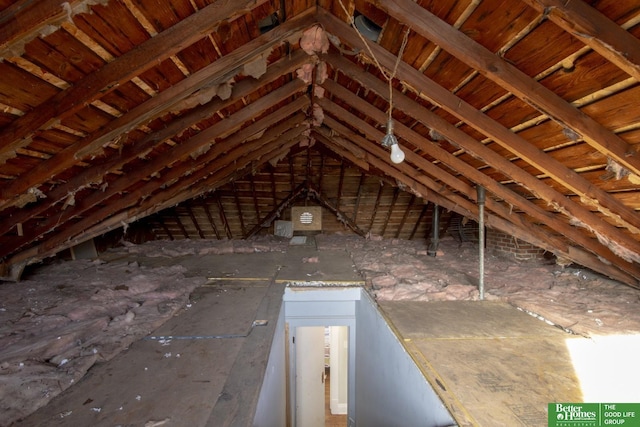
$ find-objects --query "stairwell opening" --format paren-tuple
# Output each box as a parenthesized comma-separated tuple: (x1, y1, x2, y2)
(253, 287, 455, 427)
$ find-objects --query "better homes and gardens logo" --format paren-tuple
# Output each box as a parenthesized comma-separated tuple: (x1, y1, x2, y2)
(549, 403, 640, 426)
(552, 403, 597, 425)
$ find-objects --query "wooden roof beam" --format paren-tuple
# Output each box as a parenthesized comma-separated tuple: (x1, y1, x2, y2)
(307, 181, 367, 237)
(320, 114, 539, 245)
(320, 97, 559, 238)
(318, 98, 640, 283)
(324, 53, 640, 265)
(0, 0, 90, 54)
(0, 50, 311, 232)
(0, 0, 281, 164)
(371, 1, 640, 176)
(0, 101, 308, 260)
(520, 0, 640, 82)
(318, 10, 640, 237)
(0, 13, 315, 209)
(5, 124, 305, 268)
(319, 115, 639, 287)
(244, 181, 309, 239)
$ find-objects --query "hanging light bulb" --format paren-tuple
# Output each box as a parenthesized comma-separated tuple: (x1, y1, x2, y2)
(381, 118, 405, 164)
(390, 142, 405, 164)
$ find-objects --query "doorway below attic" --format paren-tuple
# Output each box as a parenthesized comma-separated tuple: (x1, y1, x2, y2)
(254, 286, 456, 427)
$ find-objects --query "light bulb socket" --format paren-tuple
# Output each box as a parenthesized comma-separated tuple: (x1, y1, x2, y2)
(381, 119, 397, 147)
(381, 132, 398, 148)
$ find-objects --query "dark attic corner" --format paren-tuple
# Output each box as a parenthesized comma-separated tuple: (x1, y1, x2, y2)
(0, 0, 640, 426)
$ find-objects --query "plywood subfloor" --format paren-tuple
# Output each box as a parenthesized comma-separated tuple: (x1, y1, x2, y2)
(379, 301, 584, 426)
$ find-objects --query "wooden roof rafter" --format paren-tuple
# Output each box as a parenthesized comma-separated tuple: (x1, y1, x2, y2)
(319, 103, 639, 286)
(376, 0, 640, 177)
(519, 0, 640, 82)
(3, 113, 309, 270)
(0, 8, 316, 211)
(0, 93, 310, 260)
(0, 0, 275, 163)
(0, 49, 312, 235)
(318, 8, 640, 237)
(321, 53, 640, 266)
(316, 72, 640, 283)
(0, 0, 638, 288)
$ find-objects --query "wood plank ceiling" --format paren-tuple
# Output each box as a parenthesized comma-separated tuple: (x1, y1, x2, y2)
(0, 0, 639, 287)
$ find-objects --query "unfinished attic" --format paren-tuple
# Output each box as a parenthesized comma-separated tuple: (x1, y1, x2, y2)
(1, 0, 640, 425)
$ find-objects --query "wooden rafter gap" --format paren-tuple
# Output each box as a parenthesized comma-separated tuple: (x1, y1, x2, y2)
(321, 32, 640, 238)
(520, 0, 640, 82)
(245, 182, 308, 239)
(232, 182, 247, 236)
(397, 194, 416, 239)
(289, 155, 296, 193)
(0, 109, 308, 259)
(336, 159, 345, 211)
(305, 144, 312, 183)
(201, 199, 221, 239)
(322, 108, 639, 286)
(186, 204, 205, 239)
(156, 214, 174, 240)
(0, 0, 278, 164)
(307, 181, 366, 237)
(415, 0, 482, 73)
(6, 129, 303, 267)
(318, 151, 325, 190)
(373, 1, 640, 176)
(269, 165, 278, 207)
(0, 25, 312, 210)
(319, 99, 640, 278)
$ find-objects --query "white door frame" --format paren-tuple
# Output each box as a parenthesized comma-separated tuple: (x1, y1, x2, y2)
(284, 287, 360, 427)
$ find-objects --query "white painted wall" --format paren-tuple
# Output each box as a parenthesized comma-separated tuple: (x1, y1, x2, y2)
(252, 306, 286, 427)
(355, 292, 455, 426)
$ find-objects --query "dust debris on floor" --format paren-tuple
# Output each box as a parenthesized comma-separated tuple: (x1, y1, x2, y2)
(1, 234, 639, 425)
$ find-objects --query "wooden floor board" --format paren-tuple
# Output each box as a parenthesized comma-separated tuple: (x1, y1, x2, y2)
(380, 301, 585, 426)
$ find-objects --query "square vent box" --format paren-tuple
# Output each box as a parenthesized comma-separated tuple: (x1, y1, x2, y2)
(291, 206, 322, 231)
